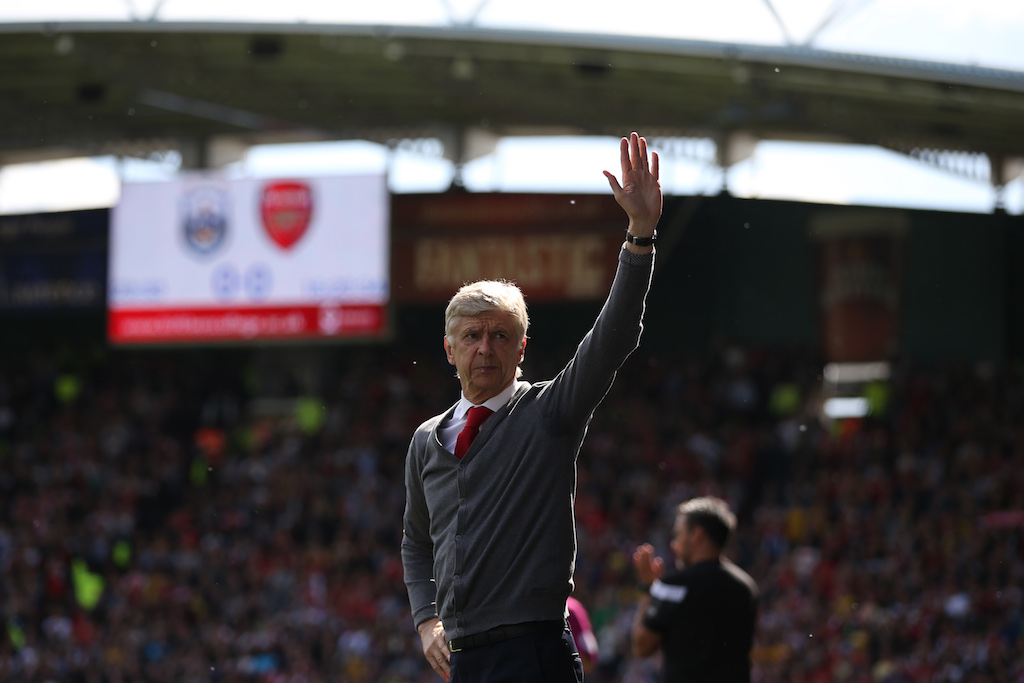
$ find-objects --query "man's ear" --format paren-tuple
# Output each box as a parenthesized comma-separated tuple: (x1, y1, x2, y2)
(444, 336, 455, 366)
(518, 336, 528, 364)
(691, 525, 710, 549)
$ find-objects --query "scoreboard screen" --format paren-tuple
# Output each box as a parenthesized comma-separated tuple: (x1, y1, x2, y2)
(108, 173, 389, 344)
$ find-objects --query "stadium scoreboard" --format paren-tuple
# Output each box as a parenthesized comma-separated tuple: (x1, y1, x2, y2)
(108, 173, 389, 344)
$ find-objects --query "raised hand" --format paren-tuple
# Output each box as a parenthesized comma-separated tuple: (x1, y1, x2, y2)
(603, 132, 663, 240)
(633, 543, 666, 585)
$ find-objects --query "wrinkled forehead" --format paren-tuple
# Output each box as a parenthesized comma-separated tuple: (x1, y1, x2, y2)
(452, 310, 522, 335)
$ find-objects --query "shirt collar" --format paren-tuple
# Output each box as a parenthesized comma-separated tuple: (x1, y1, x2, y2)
(455, 381, 521, 420)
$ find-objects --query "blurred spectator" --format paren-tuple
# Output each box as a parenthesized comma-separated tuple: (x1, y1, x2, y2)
(631, 497, 758, 682)
(567, 595, 599, 675)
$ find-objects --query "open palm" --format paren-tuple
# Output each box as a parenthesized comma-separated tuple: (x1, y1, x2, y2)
(603, 132, 663, 233)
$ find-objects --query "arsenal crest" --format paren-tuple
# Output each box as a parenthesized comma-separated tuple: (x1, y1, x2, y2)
(182, 187, 229, 256)
(261, 181, 313, 250)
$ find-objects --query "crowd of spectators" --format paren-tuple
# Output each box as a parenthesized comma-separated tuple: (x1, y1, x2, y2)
(1, 328, 1022, 682)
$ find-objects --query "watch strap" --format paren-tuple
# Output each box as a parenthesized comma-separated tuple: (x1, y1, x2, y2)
(625, 229, 657, 247)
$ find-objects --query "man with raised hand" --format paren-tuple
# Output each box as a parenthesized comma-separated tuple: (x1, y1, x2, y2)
(403, 132, 662, 682)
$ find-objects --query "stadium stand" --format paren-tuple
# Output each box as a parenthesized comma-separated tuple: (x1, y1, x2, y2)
(1, 324, 1022, 682)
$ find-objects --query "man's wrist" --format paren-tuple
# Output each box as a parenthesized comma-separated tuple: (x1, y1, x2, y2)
(626, 218, 658, 237)
(625, 228, 657, 247)
(417, 616, 441, 636)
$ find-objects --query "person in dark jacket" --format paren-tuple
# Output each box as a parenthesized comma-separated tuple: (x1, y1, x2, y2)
(632, 496, 758, 683)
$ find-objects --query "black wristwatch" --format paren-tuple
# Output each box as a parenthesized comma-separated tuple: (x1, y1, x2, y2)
(625, 229, 657, 247)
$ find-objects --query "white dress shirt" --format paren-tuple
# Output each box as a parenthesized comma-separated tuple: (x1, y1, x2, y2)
(439, 381, 521, 454)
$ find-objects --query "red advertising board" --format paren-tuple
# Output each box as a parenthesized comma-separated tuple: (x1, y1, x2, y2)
(811, 210, 908, 362)
(391, 193, 625, 303)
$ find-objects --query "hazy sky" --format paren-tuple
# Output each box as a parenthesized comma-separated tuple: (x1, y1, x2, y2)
(5, 0, 1022, 70)
(1, 0, 1022, 214)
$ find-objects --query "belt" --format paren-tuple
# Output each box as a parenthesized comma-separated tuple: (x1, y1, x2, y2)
(447, 620, 565, 653)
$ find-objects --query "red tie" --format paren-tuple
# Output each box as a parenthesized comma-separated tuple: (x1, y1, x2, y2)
(455, 406, 493, 458)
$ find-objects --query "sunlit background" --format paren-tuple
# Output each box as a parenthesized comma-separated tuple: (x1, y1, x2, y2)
(1, 0, 1022, 215)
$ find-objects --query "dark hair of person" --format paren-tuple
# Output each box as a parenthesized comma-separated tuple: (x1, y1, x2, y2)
(677, 496, 736, 549)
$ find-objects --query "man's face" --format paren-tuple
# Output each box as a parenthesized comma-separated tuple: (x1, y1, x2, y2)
(444, 310, 526, 404)
(669, 515, 695, 568)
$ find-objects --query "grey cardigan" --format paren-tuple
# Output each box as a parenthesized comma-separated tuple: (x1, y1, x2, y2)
(402, 246, 654, 639)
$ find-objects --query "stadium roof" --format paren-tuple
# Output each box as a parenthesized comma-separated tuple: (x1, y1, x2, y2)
(2, 21, 1024, 180)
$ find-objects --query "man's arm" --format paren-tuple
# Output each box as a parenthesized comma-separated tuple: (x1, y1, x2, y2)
(546, 132, 663, 426)
(401, 447, 438, 627)
(632, 593, 662, 658)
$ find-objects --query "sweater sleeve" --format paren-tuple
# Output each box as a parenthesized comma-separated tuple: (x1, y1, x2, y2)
(545, 245, 654, 427)
(401, 432, 438, 629)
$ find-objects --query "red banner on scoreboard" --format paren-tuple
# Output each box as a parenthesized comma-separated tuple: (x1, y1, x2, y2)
(108, 304, 386, 343)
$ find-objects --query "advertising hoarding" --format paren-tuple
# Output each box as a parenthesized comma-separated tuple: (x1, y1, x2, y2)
(391, 193, 625, 303)
(811, 210, 908, 362)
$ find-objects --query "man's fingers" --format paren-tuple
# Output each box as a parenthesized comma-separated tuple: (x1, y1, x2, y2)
(633, 544, 654, 569)
(603, 170, 622, 195)
(433, 633, 451, 662)
(609, 134, 661, 224)
(420, 619, 452, 681)
(433, 652, 451, 680)
(438, 652, 451, 681)
(621, 133, 656, 179)
(428, 641, 451, 680)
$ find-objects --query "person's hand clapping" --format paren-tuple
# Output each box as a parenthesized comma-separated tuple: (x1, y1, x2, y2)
(632, 543, 665, 586)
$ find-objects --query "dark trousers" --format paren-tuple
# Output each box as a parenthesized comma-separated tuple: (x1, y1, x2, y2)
(450, 627, 584, 683)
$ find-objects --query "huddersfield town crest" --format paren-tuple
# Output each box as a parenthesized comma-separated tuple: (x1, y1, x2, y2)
(181, 187, 229, 255)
